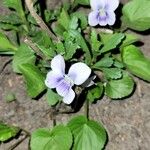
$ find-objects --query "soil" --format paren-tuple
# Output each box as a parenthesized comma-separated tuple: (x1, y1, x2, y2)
(0, 0, 150, 150)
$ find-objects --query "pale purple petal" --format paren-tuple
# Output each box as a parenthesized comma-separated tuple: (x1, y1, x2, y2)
(56, 79, 71, 97)
(45, 71, 63, 88)
(90, 0, 105, 10)
(106, 0, 119, 11)
(63, 89, 75, 104)
(107, 11, 116, 25)
(99, 19, 108, 26)
(88, 11, 99, 26)
(51, 55, 65, 74)
(68, 62, 91, 85)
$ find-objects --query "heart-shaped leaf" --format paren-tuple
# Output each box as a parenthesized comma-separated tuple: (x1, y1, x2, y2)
(30, 125, 72, 150)
(68, 116, 107, 150)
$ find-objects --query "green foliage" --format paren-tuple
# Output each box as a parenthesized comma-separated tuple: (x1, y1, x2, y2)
(58, 8, 70, 30)
(87, 83, 104, 103)
(68, 29, 91, 64)
(0, 122, 20, 142)
(12, 44, 36, 73)
(91, 29, 102, 52)
(0, 32, 17, 52)
(122, 0, 150, 31)
(100, 33, 125, 53)
(4, 92, 16, 102)
(68, 116, 107, 150)
(71, 12, 88, 29)
(1, 0, 150, 148)
(19, 64, 46, 98)
(105, 73, 134, 99)
(0, 13, 22, 25)
(3, 0, 23, 13)
(102, 68, 122, 80)
(30, 125, 72, 150)
(46, 89, 61, 106)
(120, 33, 139, 49)
(93, 56, 113, 69)
(73, 0, 90, 6)
(122, 45, 150, 82)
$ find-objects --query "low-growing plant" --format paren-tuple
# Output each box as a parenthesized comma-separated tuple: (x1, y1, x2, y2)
(0, 0, 150, 149)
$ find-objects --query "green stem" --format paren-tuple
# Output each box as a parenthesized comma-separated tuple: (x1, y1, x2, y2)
(85, 99, 89, 120)
(51, 107, 57, 127)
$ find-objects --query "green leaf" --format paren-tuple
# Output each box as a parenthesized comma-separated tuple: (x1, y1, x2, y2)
(114, 60, 125, 69)
(30, 125, 72, 150)
(64, 32, 79, 60)
(12, 44, 36, 73)
(4, 92, 16, 102)
(68, 116, 107, 150)
(3, 0, 22, 12)
(52, 23, 65, 37)
(91, 29, 102, 52)
(105, 73, 134, 99)
(58, 8, 70, 30)
(0, 122, 20, 142)
(87, 83, 104, 103)
(74, 0, 90, 6)
(102, 68, 122, 79)
(0, 13, 22, 25)
(71, 12, 88, 29)
(120, 33, 139, 49)
(93, 56, 113, 69)
(100, 33, 125, 53)
(0, 32, 17, 51)
(32, 31, 53, 48)
(122, 45, 150, 82)
(37, 45, 56, 60)
(19, 64, 46, 98)
(69, 29, 91, 64)
(55, 41, 65, 54)
(46, 89, 61, 106)
(122, 0, 150, 31)
(0, 23, 18, 31)
(69, 16, 78, 30)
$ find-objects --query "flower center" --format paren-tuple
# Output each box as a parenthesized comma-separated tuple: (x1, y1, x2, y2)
(99, 8, 107, 18)
(64, 75, 74, 87)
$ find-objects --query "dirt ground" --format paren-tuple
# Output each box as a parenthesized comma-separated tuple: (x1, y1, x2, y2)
(0, 0, 150, 150)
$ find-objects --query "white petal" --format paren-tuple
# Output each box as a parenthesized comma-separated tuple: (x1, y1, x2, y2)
(106, 0, 119, 11)
(107, 11, 116, 25)
(51, 55, 65, 74)
(90, 0, 105, 10)
(88, 11, 99, 26)
(63, 89, 75, 104)
(68, 62, 91, 85)
(45, 71, 63, 88)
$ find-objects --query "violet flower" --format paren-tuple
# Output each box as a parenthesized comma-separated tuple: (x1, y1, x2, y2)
(45, 55, 91, 104)
(88, 0, 119, 26)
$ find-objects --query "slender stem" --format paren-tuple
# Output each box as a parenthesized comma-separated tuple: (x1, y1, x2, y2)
(85, 99, 89, 120)
(24, 37, 44, 58)
(7, 135, 29, 150)
(25, 0, 57, 40)
(49, 107, 57, 127)
(7, 129, 30, 150)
